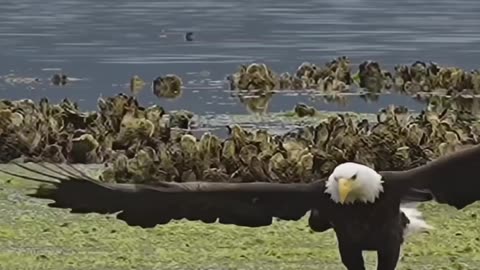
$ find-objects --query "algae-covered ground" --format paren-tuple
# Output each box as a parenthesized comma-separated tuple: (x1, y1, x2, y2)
(0, 165, 480, 270)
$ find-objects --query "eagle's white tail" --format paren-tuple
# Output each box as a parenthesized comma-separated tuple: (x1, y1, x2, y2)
(400, 203, 433, 238)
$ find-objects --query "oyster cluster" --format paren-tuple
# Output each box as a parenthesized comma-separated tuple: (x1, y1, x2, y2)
(0, 68, 480, 183)
(129, 74, 183, 99)
(98, 95, 480, 184)
(0, 94, 195, 164)
(2, 92, 480, 184)
(394, 61, 480, 95)
(227, 58, 480, 96)
(228, 57, 351, 93)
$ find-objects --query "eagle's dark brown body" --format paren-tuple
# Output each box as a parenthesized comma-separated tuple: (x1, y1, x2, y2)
(308, 179, 412, 270)
(3, 143, 480, 270)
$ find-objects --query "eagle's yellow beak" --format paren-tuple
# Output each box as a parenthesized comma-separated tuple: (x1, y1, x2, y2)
(338, 178, 354, 204)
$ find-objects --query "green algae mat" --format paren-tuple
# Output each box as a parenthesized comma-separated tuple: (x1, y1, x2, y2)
(0, 165, 480, 270)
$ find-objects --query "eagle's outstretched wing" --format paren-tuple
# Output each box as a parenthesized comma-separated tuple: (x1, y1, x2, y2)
(381, 144, 480, 209)
(1, 163, 328, 228)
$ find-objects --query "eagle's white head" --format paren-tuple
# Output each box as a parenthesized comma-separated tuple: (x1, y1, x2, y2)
(325, 162, 384, 204)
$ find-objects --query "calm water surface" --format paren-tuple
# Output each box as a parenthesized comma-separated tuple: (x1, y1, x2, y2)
(1, 0, 480, 117)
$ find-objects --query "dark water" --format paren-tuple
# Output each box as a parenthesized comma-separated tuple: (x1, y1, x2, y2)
(1, 0, 480, 116)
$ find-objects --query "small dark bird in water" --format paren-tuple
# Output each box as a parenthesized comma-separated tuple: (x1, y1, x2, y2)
(185, 32, 194, 41)
(51, 73, 68, 86)
(6, 144, 480, 270)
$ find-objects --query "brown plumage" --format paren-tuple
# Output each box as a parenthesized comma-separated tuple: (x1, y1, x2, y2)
(6, 163, 324, 228)
(4, 143, 480, 270)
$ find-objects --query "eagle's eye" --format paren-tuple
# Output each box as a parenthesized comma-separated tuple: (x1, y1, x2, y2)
(351, 174, 357, 180)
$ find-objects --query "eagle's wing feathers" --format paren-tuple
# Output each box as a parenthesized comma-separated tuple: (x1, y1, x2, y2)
(1, 163, 328, 228)
(381, 144, 480, 209)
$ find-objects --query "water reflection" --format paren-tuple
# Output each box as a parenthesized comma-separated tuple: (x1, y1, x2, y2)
(418, 94, 480, 116)
(129, 75, 146, 95)
(310, 93, 350, 107)
(234, 90, 274, 115)
(311, 92, 381, 106)
(359, 93, 380, 103)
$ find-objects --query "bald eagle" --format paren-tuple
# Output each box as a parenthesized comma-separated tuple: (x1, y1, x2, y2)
(3, 144, 480, 270)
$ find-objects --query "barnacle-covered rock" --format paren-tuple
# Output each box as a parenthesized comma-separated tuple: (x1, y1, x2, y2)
(70, 133, 100, 163)
(355, 60, 390, 92)
(327, 56, 352, 84)
(228, 63, 278, 92)
(39, 144, 67, 163)
(51, 73, 68, 86)
(169, 110, 194, 129)
(294, 103, 316, 117)
(152, 74, 183, 99)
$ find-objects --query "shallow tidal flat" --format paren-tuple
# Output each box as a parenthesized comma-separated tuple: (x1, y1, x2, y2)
(0, 164, 479, 270)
